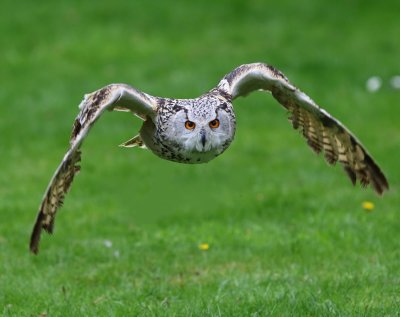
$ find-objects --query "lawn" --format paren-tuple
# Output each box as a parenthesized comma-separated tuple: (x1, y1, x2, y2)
(1, 0, 400, 316)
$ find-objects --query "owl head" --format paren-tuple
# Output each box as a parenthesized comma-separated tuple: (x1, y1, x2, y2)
(151, 96, 236, 163)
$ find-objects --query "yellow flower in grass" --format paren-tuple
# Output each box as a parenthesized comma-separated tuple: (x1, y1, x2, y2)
(199, 243, 209, 251)
(362, 201, 375, 212)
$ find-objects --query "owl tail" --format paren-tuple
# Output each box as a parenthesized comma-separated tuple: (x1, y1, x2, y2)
(119, 135, 147, 149)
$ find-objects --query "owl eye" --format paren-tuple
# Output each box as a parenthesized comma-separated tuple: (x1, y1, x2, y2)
(184, 120, 196, 130)
(209, 119, 220, 129)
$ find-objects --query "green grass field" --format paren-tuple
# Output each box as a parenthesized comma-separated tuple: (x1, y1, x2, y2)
(1, 0, 400, 315)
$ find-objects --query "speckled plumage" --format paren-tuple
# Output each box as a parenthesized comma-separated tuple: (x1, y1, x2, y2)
(143, 94, 235, 163)
(30, 63, 389, 254)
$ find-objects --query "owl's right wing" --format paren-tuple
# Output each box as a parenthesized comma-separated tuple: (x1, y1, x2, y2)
(218, 63, 388, 195)
(30, 84, 158, 254)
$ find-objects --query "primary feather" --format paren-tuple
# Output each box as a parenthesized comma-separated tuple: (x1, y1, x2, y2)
(217, 63, 388, 194)
(30, 84, 157, 254)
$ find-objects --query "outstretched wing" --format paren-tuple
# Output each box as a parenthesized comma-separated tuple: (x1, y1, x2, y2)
(30, 84, 157, 254)
(218, 63, 389, 195)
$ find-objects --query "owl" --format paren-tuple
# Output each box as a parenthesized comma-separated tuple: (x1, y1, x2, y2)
(30, 63, 389, 253)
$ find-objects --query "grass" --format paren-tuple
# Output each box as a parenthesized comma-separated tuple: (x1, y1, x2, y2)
(1, 0, 400, 315)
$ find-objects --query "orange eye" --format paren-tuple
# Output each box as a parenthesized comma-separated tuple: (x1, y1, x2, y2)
(209, 119, 220, 129)
(184, 120, 196, 130)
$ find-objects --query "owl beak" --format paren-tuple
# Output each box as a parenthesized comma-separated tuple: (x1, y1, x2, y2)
(200, 130, 207, 147)
(195, 129, 208, 152)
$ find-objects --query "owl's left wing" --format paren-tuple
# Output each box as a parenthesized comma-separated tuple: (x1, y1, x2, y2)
(30, 84, 157, 254)
(218, 63, 389, 195)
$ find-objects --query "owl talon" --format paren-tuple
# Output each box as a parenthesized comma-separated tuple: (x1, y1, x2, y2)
(119, 135, 147, 149)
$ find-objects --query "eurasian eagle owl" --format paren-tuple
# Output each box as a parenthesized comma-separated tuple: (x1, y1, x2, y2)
(30, 63, 389, 254)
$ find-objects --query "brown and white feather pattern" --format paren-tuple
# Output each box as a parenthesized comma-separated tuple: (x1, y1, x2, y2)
(218, 63, 388, 194)
(30, 63, 388, 254)
(30, 84, 157, 253)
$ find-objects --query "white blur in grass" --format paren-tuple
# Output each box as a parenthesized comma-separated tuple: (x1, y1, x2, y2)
(366, 76, 382, 92)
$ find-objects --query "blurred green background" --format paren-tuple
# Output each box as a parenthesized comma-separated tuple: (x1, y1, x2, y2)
(1, 0, 399, 316)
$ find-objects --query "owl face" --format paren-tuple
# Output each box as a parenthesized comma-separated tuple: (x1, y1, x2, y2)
(150, 96, 236, 163)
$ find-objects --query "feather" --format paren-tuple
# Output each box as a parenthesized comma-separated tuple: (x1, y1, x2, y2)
(219, 63, 389, 194)
(30, 84, 157, 254)
(30, 63, 389, 254)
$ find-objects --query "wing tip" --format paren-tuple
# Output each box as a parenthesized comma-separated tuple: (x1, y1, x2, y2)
(371, 174, 389, 196)
(29, 212, 55, 255)
(345, 164, 389, 196)
(29, 236, 40, 254)
(364, 154, 389, 196)
(29, 212, 44, 255)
